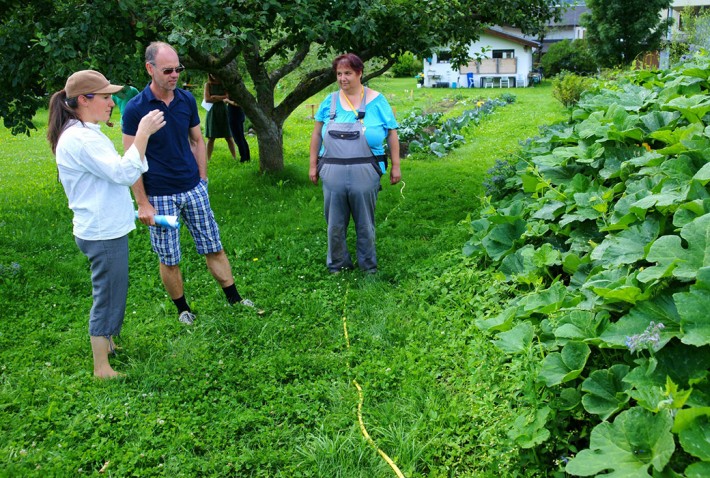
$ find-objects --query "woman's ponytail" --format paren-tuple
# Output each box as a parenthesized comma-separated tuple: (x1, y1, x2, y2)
(47, 90, 81, 154)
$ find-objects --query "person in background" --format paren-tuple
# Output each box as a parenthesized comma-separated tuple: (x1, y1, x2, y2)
(309, 53, 401, 274)
(225, 98, 251, 163)
(47, 70, 165, 378)
(112, 85, 140, 127)
(122, 41, 255, 326)
(203, 74, 237, 161)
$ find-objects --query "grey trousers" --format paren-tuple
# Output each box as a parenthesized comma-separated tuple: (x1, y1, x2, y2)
(320, 162, 380, 272)
(75, 235, 129, 337)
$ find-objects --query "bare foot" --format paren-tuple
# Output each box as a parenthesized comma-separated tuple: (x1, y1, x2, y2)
(94, 366, 123, 379)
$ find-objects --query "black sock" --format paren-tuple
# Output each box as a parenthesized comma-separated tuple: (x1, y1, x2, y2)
(223, 284, 242, 304)
(172, 296, 191, 314)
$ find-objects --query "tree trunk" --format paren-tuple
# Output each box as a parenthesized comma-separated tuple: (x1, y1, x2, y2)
(254, 120, 285, 172)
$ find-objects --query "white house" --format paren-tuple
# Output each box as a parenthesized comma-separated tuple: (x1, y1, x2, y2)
(423, 28, 540, 88)
(660, 0, 710, 67)
(668, 0, 710, 30)
(497, 4, 589, 54)
(540, 5, 589, 52)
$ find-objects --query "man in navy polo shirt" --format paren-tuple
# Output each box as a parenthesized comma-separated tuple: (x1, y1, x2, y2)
(122, 41, 254, 325)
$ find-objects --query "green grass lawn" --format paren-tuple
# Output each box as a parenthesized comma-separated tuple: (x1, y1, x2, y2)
(0, 79, 566, 477)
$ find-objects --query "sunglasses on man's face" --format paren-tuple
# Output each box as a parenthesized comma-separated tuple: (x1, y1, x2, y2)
(155, 64, 185, 75)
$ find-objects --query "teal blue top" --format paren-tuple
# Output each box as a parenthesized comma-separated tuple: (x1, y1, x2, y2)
(315, 92, 398, 156)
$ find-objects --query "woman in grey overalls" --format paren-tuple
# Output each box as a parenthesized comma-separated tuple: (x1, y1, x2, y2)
(309, 53, 401, 274)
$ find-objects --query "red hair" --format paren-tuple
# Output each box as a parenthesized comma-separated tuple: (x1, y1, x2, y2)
(332, 53, 364, 74)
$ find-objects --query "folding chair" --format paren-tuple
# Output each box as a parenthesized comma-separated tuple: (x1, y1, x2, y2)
(466, 72, 474, 88)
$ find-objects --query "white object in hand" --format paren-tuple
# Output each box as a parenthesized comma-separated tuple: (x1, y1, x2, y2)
(135, 212, 180, 229)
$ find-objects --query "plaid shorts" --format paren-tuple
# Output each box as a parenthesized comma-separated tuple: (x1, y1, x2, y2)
(149, 179, 223, 266)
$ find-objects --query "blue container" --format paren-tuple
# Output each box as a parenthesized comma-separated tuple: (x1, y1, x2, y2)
(451, 82, 457, 88)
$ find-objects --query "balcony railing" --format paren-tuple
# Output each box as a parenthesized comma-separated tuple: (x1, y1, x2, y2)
(461, 58, 517, 74)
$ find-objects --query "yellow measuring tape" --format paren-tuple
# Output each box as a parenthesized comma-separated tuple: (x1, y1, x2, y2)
(341, 289, 406, 478)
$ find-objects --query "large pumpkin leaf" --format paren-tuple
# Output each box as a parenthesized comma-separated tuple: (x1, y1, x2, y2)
(581, 365, 632, 421)
(661, 155, 704, 181)
(591, 219, 660, 266)
(650, 122, 706, 155)
(624, 343, 710, 412)
(630, 184, 690, 214)
(598, 293, 680, 349)
(663, 95, 710, 124)
(476, 305, 518, 332)
(673, 199, 710, 228)
(693, 162, 710, 185)
(678, 414, 710, 461)
(573, 188, 614, 221)
(673, 407, 710, 470)
(481, 219, 527, 261)
(519, 281, 570, 315)
(493, 321, 535, 354)
(565, 408, 675, 477)
(638, 213, 710, 282)
(675, 266, 710, 346)
(686, 461, 710, 478)
(639, 110, 680, 133)
(539, 341, 590, 387)
(584, 267, 650, 305)
(555, 310, 610, 346)
(531, 199, 565, 220)
(674, 407, 710, 434)
(577, 82, 656, 112)
(499, 243, 560, 284)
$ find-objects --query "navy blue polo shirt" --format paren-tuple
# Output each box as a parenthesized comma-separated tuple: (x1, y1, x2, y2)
(122, 85, 201, 196)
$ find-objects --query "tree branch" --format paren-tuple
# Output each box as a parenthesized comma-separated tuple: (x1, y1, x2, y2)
(270, 44, 310, 84)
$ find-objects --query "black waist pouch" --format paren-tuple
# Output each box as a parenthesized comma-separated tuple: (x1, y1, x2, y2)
(328, 130, 360, 140)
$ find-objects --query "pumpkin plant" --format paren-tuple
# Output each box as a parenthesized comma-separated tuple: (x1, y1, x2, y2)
(465, 51, 710, 476)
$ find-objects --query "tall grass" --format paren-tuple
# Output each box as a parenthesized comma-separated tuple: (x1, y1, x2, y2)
(0, 79, 566, 477)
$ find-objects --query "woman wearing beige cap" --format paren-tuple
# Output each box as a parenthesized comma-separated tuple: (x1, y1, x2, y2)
(47, 70, 166, 378)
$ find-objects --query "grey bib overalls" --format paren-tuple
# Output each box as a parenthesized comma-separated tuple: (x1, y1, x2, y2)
(318, 88, 381, 273)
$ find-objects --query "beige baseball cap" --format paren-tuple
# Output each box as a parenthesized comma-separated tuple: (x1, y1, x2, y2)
(65, 70, 123, 98)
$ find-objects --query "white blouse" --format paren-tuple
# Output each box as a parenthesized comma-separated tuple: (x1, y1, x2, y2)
(56, 120, 148, 240)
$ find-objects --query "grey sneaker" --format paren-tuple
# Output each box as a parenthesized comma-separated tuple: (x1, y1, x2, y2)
(239, 298, 265, 315)
(178, 310, 195, 325)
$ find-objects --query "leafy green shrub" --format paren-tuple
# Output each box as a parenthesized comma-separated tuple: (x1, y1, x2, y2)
(391, 52, 423, 78)
(465, 52, 710, 476)
(552, 71, 594, 108)
(499, 92, 517, 104)
(482, 158, 518, 200)
(541, 39, 597, 77)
